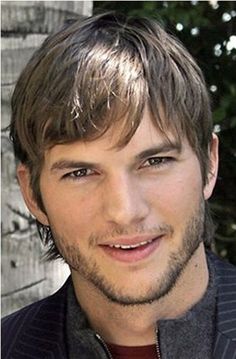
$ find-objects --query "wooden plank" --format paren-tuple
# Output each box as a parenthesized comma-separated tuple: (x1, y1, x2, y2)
(1, 143, 70, 317)
(1, 34, 48, 50)
(1, 1, 92, 34)
(1, 231, 69, 316)
(1, 35, 48, 129)
(2, 47, 39, 85)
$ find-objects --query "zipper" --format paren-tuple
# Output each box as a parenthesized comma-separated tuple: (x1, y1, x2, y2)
(95, 333, 114, 359)
(156, 327, 161, 359)
(96, 329, 161, 359)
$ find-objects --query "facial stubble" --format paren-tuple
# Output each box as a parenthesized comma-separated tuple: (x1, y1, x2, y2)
(52, 200, 205, 306)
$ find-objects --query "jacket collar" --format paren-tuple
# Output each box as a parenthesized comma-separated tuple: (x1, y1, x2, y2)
(7, 252, 236, 358)
(210, 252, 236, 357)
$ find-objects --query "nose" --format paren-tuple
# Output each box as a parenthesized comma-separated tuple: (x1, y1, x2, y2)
(102, 174, 149, 227)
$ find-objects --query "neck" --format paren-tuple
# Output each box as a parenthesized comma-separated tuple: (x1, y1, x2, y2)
(71, 244, 209, 346)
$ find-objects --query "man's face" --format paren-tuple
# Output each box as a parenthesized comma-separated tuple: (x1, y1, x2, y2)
(19, 109, 218, 305)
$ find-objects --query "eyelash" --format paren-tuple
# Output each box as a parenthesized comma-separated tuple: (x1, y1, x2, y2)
(62, 157, 174, 181)
(62, 168, 95, 180)
(142, 156, 174, 169)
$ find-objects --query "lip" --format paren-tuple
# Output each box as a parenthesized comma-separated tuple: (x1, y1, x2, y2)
(100, 235, 163, 263)
(101, 235, 157, 247)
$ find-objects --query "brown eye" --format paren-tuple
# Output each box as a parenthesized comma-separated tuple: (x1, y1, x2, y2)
(148, 158, 165, 166)
(71, 169, 89, 177)
(62, 168, 94, 180)
(143, 157, 174, 168)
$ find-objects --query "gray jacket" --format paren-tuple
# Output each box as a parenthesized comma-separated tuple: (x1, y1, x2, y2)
(2, 252, 236, 358)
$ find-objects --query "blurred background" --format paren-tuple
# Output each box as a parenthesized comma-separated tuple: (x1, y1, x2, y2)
(1, 1, 235, 316)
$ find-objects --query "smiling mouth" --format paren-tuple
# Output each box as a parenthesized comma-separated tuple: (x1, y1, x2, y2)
(100, 236, 163, 263)
(108, 239, 154, 250)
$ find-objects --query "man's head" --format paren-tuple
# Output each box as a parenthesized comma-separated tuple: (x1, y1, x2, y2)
(11, 13, 219, 304)
(11, 13, 213, 205)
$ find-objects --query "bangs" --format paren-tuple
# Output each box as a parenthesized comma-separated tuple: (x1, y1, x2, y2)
(25, 35, 149, 161)
(12, 13, 212, 171)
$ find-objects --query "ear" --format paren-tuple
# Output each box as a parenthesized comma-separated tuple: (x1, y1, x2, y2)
(17, 163, 49, 226)
(203, 134, 219, 200)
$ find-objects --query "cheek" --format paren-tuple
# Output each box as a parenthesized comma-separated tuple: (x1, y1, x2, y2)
(145, 172, 203, 221)
(41, 187, 100, 240)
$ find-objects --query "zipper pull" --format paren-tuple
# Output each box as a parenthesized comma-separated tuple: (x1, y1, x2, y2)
(95, 333, 113, 359)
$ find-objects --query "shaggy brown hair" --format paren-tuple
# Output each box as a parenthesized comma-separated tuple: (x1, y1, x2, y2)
(10, 13, 214, 258)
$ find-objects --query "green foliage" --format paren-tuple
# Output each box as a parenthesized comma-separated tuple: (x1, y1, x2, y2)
(94, 1, 236, 264)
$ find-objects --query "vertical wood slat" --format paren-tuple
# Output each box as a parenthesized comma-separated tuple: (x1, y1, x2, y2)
(1, 1, 92, 317)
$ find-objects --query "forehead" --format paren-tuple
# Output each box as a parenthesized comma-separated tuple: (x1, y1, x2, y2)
(43, 108, 187, 168)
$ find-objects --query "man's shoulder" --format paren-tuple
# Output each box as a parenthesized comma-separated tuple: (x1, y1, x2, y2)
(2, 290, 61, 328)
(209, 251, 236, 290)
(208, 251, 236, 353)
(208, 251, 236, 277)
(2, 276, 69, 326)
(2, 277, 70, 359)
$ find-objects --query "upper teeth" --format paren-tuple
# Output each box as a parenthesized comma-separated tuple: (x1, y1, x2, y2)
(109, 239, 153, 249)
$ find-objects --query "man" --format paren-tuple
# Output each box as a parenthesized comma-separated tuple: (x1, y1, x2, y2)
(2, 12, 236, 359)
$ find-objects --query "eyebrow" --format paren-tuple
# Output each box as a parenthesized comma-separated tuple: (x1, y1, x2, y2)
(135, 141, 182, 162)
(50, 160, 101, 172)
(50, 141, 182, 173)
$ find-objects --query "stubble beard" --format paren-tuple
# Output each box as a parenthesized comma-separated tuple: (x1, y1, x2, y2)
(53, 200, 205, 306)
